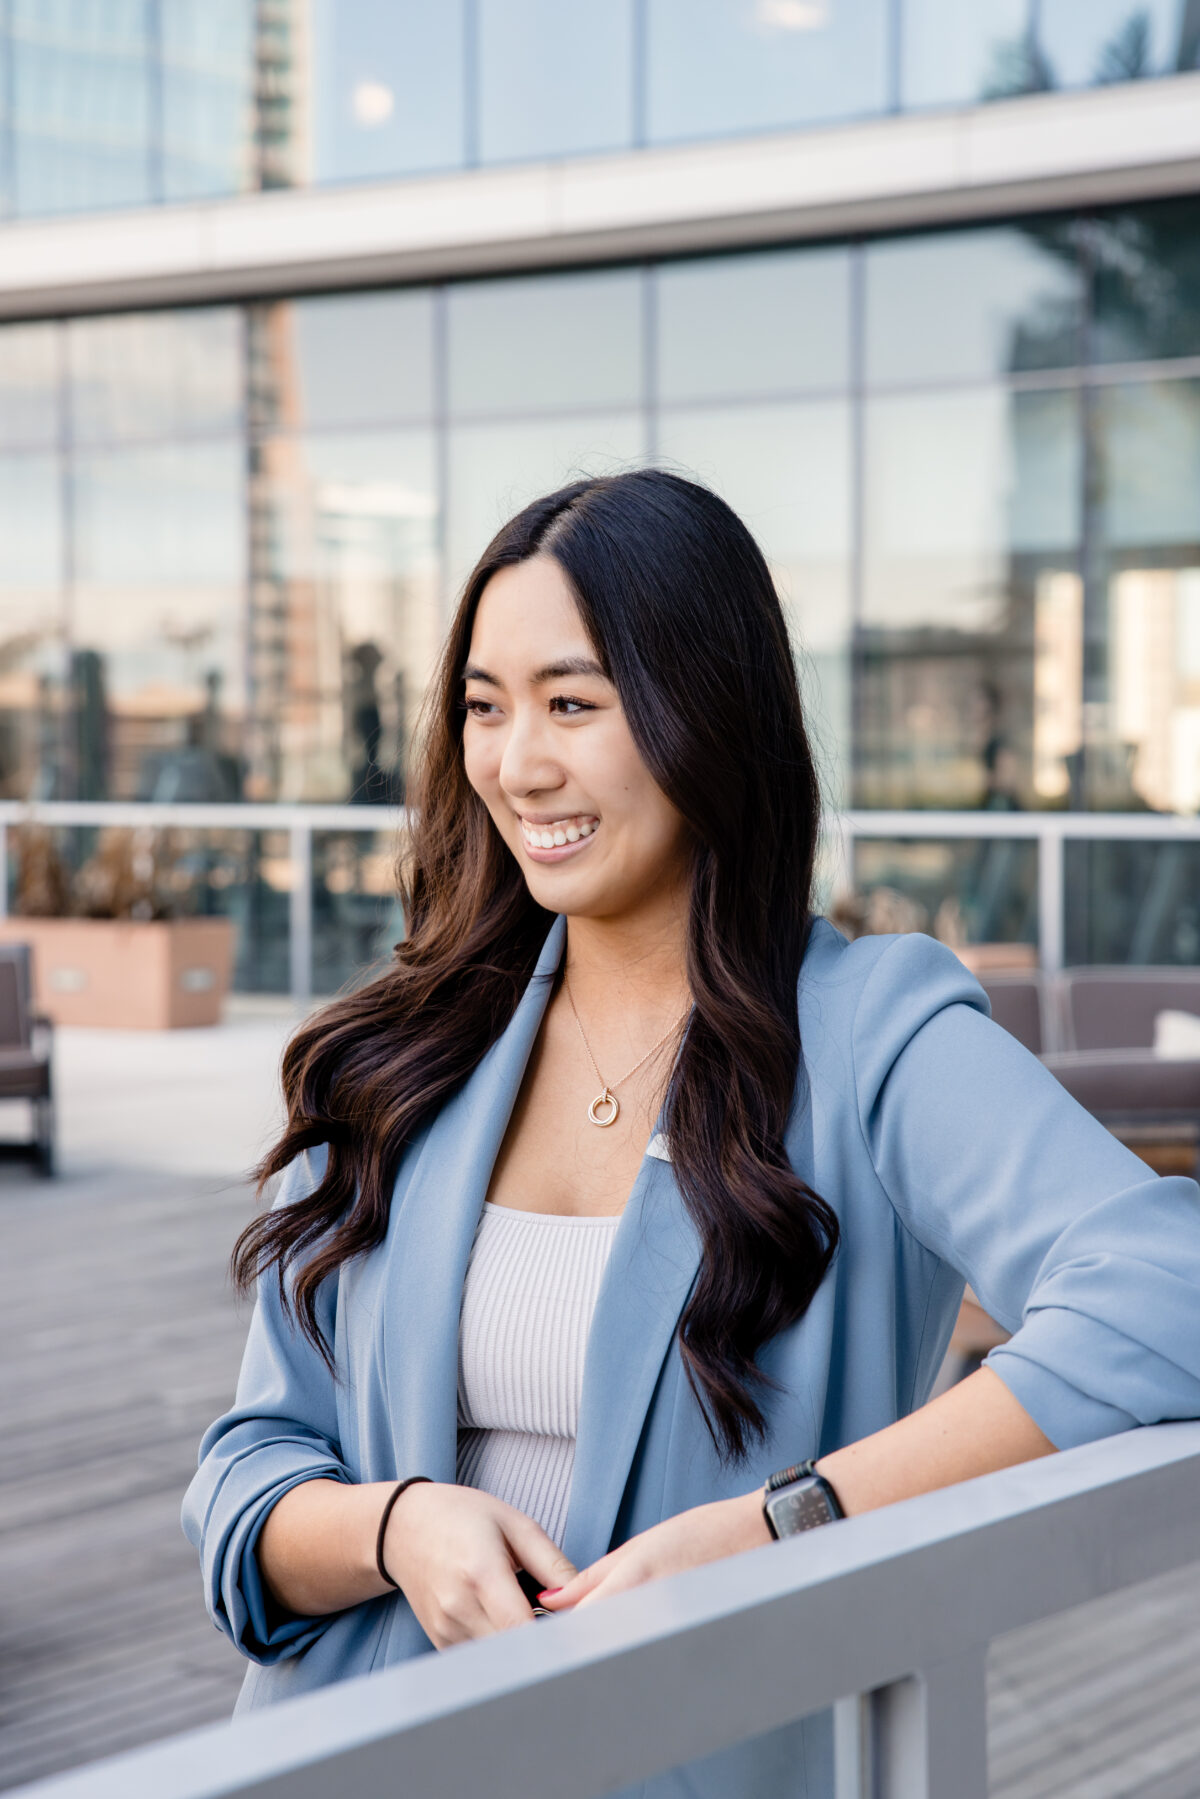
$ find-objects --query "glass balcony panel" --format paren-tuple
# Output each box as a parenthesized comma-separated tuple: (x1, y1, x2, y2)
(900, 0, 1035, 108)
(445, 412, 647, 601)
(655, 246, 851, 403)
(1065, 839, 1200, 964)
(478, 0, 635, 162)
(161, 0, 255, 201)
(1089, 198, 1200, 366)
(0, 322, 60, 450)
(655, 399, 852, 802)
(448, 268, 643, 418)
(865, 224, 1083, 385)
(68, 308, 243, 445)
(249, 428, 440, 804)
(1092, 378, 1200, 815)
(5, 822, 294, 991)
(310, 0, 465, 182)
(250, 292, 436, 435)
(11, 0, 153, 215)
(313, 830, 404, 997)
(1039, 0, 1196, 88)
(0, 450, 66, 801)
(845, 836, 1039, 953)
(71, 440, 246, 803)
(647, 0, 889, 144)
(860, 385, 1081, 809)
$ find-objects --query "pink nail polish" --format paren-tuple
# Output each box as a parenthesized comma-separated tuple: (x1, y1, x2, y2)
(538, 1587, 562, 1600)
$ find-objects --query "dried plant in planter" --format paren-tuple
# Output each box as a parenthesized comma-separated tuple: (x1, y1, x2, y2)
(828, 884, 929, 941)
(12, 825, 73, 918)
(74, 827, 177, 921)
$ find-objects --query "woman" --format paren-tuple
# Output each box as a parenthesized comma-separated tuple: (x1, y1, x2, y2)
(185, 469, 1200, 1797)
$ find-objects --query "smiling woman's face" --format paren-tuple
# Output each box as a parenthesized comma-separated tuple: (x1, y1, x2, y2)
(461, 555, 691, 921)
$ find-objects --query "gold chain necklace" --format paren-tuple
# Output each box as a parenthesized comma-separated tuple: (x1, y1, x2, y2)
(564, 973, 690, 1128)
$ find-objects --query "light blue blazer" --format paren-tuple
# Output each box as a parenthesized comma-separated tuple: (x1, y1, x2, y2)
(183, 916, 1200, 1798)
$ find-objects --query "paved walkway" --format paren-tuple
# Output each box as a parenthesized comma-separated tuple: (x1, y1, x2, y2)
(0, 1004, 1198, 1794)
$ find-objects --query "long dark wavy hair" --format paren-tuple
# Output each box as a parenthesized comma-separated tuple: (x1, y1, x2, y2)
(233, 468, 839, 1459)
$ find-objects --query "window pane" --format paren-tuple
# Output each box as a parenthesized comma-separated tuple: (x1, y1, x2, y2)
(251, 293, 436, 434)
(69, 309, 242, 444)
(647, 0, 889, 144)
(161, 0, 255, 201)
(0, 453, 65, 800)
(1039, 1, 1197, 87)
(311, 0, 465, 181)
(656, 247, 851, 402)
(478, 0, 634, 162)
(446, 414, 646, 600)
(0, 323, 59, 450)
(1095, 380, 1200, 816)
(901, 0, 1033, 108)
(1090, 200, 1200, 366)
(1066, 840, 1200, 964)
(71, 441, 245, 801)
(248, 429, 439, 803)
(12, 0, 152, 216)
(313, 831, 403, 996)
(860, 386, 1080, 808)
(865, 225, 1083, 384)
(448, 270, 643, 417)
(848, 837, 1039, 952)
(656, 400, 852, 799)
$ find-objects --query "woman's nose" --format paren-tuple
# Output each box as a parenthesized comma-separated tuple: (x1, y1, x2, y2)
(498, 711, 563, 798)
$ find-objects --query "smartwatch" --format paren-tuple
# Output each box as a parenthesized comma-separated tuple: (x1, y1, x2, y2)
(762, 1460, 845, 1539)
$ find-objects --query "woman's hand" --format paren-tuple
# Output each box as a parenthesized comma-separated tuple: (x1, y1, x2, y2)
(383, 1481, 578, 1649)
(537, 1490, 769, 1614)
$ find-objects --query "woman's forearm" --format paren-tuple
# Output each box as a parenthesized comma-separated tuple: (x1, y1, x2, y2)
(257, 1478, 395, 1617)
(814, 1366, 1055, 1516)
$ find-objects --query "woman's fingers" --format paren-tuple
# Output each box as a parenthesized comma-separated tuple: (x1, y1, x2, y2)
(536, 1554, 611, 1609)
(502, 1508, 578, 1594)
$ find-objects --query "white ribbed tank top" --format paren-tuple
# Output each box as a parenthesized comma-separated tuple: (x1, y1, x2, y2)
(456, 1202, 620, 1547)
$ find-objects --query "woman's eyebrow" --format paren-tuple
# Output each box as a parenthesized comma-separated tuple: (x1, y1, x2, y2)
(533, 656, 606, 682)
(461, 662, 500, 686)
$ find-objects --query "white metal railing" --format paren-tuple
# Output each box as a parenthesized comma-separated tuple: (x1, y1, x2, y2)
(2, 801, 1199, 999)
(9, 1423, 1200, 1799)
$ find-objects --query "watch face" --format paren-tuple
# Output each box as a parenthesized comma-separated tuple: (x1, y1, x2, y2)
(767, 1478, 837, 1536)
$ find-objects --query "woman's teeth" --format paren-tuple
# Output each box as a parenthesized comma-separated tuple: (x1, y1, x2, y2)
(521, 816, 598, 850)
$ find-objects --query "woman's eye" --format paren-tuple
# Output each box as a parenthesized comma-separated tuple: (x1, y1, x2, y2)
(549, 695, 594, 716)
(462, 696, 499, 718)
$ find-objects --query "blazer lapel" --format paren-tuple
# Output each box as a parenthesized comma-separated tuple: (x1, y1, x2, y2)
(379, 915, 566, 1482)
(562, 1146, 701, 1572)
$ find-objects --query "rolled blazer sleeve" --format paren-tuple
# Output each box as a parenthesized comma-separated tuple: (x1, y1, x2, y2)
(181, 1146, 351, 1663)
(851, 934, 1200, 1449)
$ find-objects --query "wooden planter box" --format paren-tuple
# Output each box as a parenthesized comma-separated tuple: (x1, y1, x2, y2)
(0, 917, 236, 1029)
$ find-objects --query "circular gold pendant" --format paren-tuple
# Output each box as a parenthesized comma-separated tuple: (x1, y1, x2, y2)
(588, 1088, 619, 1128)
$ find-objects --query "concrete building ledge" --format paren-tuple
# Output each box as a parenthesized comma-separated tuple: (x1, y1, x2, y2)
(2, 73, 1200, 317)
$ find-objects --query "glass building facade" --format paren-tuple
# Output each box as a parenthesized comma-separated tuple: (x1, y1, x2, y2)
(0, 1, 1198, 219)
(7, 198, 1200, 826)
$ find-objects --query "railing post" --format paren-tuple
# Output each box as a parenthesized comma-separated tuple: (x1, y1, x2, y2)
(1038, 821, 1064, 976)
(289, 819, 313, 1006)
(871, 1648, 989, 1799)
(834, 1693, 873, 1798)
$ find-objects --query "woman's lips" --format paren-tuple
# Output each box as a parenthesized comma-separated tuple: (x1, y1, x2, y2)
(518, 814, 599, 865)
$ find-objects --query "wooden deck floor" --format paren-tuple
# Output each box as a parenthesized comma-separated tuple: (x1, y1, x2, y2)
(2, 1157, 1199, 1796)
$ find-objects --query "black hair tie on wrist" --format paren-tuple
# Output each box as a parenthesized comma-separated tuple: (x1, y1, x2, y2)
(375, 1476, 431, 1589)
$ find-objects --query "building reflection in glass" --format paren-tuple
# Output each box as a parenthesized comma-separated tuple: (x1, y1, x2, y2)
(1, 199, 1200, 845)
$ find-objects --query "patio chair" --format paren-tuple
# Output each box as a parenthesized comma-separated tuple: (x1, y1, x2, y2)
(1042, 967, 1200, 1179)
(977, 971, 1048, 1056)
(0, 942, 55, 1176)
